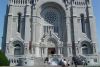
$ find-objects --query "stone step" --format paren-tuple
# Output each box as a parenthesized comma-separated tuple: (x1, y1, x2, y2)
(34, 57, 73, 65)
(34, 58, 45, 65)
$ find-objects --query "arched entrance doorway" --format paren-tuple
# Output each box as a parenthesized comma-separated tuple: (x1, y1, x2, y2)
(47, 38, 58, 55)
(48, 48, 56, 54)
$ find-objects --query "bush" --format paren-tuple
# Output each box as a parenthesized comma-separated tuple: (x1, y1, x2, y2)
(0, 50, 10, 66)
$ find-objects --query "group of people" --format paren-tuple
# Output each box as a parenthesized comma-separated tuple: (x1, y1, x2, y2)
(59, 59, 71, 67)
(44, 55, 88, 67)
(44, 57, 71, 67)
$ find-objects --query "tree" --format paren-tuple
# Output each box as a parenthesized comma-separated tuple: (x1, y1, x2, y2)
(0, 50, 10, 66)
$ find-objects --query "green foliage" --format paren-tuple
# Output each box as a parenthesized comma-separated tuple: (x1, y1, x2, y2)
(0, 50, 10, 66)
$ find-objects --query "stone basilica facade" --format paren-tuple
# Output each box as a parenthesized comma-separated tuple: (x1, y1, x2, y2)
(1, 0, 99, 66)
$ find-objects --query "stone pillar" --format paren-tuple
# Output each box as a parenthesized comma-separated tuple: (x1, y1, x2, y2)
(8, 4, 13, 16)
(67, 47, 72, 57)
(93, 43, 97, 54)
(24, 42, 29, 54)
(66, 17, 71, 44)
(63, 42, 68, 57)
(6, 15, 13, 42)
(58, 47, 60, 55)
(73, 17, 79, 43)
(5, 43, 9, 54)
(24, 5, 31, 42)
(89, 18, 97, 42)
(65, 6, 72, 57)
(45, 48, 48, 57)
(24, 4, 31, 54)
(6, 5, 13, 46)
(35, 47, 40, 57)
(80, 47, 83, 55)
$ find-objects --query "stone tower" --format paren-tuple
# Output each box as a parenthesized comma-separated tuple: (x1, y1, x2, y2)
(2, 0, 99, 66)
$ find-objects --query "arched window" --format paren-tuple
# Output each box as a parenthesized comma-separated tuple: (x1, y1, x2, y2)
(80, 14, 85, 33)
(17, 13, 21, 33)
(14, 44, 22, 55)
(82, 42, 93, 55)
(82, 44, 88, 54)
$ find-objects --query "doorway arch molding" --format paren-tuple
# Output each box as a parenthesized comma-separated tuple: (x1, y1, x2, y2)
(81, 41, 93, 55)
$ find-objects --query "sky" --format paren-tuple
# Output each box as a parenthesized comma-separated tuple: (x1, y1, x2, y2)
(0, 0, 7, 49)
(0, 0, 100, 52)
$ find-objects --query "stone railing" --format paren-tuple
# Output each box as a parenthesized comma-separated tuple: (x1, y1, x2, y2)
(83, 54, 100, 65)
(7, 55, 34, 66)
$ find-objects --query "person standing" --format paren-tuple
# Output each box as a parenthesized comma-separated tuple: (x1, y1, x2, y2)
(67, 60, 71, 66)
(44, 57, 49, 63)
(62, 59, 67, 67)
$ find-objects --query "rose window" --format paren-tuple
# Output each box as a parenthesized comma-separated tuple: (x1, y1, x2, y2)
(44, 11, 58, 23)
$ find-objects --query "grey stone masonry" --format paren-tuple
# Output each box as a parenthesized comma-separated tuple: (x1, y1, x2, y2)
(1, 0, 99, 66)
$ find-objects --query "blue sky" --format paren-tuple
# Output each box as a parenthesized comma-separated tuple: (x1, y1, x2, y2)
(93, 0, 100, 52)
(0, 0, 7, 49)
(0, 0, 100, 52)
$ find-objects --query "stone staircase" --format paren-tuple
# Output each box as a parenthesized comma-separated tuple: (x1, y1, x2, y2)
(33, 57, 73, 65)
(34, 57, 45, 65)
(32, 57, 87, 67)
(0, 65, 85, 67)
